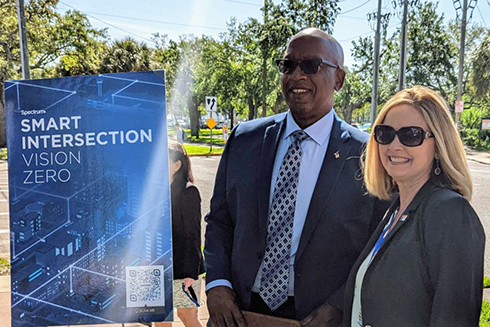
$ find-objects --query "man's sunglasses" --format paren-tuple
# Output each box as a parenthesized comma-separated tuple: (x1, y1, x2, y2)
(275, 58, 340, 75)
(374, 125, 434, 147)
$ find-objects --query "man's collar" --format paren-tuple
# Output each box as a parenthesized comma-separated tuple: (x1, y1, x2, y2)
(284, 109, 334, 145)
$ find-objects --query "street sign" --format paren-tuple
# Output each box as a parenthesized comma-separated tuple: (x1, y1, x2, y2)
(206, 96, 217, 112)
(482, 118, 490, 130)
(455, 100, 464, 113)
(222, 126, 229, 143)
(207, 117, 217, 129)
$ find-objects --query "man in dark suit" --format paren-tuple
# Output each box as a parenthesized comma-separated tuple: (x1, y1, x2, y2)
(204, 28, 386, 327)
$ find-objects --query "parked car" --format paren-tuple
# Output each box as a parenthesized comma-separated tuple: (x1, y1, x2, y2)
(360, 123, 372, 133)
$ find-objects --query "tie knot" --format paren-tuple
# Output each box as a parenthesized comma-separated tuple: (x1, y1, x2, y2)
(291, 130, 309, 144)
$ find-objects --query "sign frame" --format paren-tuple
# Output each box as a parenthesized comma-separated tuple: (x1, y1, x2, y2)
(205, 96, 217, 113)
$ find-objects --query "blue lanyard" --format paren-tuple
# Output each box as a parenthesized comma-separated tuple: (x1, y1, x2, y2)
(369, 208, 405, 266)
(182, 284, 201, 307)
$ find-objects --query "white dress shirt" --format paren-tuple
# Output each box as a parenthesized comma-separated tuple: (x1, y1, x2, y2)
(206, 109, 335, 295)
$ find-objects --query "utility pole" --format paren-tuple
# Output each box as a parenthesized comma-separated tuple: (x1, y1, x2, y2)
(398, 0, 409, 91)
(454, 0, 477, 124)
(261, 0, 269, 118)
(369, 0, 383, 125)
(16, 0, 30, 80)
(456, 0, 468, 125)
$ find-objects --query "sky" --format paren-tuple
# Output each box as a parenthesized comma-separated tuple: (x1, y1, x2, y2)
(56, 0, 490, 69)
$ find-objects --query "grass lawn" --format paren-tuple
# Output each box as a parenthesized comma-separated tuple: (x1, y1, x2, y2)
(0, 258, 10, 276)
(481, 300, 490, 326)
(184, 144, 224, 155)
(183, 128, 225, 145)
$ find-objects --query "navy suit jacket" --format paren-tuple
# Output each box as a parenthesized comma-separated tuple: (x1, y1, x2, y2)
(204, 112, 387, 320)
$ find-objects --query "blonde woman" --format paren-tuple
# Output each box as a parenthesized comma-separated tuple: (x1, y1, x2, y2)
(343, 85, 485, 327)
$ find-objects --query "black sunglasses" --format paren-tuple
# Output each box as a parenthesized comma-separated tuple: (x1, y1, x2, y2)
(374, 125, 434, 147)
(275, 58, 340, 75)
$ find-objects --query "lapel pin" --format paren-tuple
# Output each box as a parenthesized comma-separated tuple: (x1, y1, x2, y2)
(333, 151, 340, 159)
(400, 214, 408, 222)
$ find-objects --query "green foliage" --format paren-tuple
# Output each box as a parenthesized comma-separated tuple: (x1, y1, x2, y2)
(460, 128, 480, 147)
(472, 31, 490, 99)
(0, 0, 488, 138)
(169, 129, 225, 145)
(481, 300, 490, 326)
(183, 144, 224, 155)
(99, 37, 153, 74)
(461, 107, 484, 129)
(0, 148, 7, 161)
(0, 257, 10, 276)
(186, 129, 223, 136)
(484, 277, 490, 288)
(0, 1, 108, 80)
(460, 128, 490, 149)
(406, 1, 458, 100)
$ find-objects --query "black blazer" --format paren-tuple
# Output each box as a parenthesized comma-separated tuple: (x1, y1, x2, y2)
(171, 181, 205, 280)
(343, 180, 485, 327)
(204, 113, 388, 320)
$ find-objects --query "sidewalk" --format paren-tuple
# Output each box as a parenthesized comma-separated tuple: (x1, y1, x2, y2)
(0, 275, 209, 327)
(465, 147, 490, 165)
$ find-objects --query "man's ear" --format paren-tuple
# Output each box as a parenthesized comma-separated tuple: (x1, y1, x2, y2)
(334, 69, 346, 91)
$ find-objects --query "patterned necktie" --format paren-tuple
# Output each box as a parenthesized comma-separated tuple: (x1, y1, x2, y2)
(259, 130, 309, 311)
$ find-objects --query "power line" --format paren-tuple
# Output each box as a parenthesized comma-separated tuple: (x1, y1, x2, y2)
(85, 11, 226, 31)
(340, 0, 373, 15)
(59, 2, 227, 32)
(338, 15, 370, 20)
(476, 3, 487, 27)
(59, 1, 155, 43)
(339, 30, 373, 42)
(338, 21, 401, 42)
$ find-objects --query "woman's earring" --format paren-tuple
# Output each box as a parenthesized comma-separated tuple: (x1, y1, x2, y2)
(434, 159, 441, 176)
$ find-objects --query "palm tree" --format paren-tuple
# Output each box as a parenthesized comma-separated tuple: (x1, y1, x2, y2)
(99, 37, 152, 73)
(471, 33, 490, 99)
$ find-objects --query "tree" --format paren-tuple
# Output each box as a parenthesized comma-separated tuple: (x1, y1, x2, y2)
(0, 0, 106, 146)
(99, 37, 153, 74)
(471, 31, 490, 99)
(335, 68, 371, 124)
(347, 0, 485, 118)
(406, 1, 458, 101)
(56, 11, 108, 76)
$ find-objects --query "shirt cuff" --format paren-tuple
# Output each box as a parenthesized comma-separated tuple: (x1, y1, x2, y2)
(205, 279, 233, 292)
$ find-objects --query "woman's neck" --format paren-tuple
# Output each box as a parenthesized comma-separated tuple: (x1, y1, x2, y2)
(396, 177, 430, 218)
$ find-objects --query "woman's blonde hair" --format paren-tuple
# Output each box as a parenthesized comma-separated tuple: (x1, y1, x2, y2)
(363, 85, 472, 201)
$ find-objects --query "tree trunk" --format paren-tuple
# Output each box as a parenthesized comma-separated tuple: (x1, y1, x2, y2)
(343, 104, 353, 126)
(229, 108, 234, 129)
(248, 96, 255, 121)
(188, 94, 200, 138)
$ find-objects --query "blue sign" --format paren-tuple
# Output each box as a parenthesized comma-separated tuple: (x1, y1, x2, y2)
(5, 71, 173, 326)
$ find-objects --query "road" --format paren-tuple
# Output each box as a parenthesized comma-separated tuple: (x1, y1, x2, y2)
(0, 156, 490, 277)
(190, 157, 490, 276)
(468, 160, 490, 276)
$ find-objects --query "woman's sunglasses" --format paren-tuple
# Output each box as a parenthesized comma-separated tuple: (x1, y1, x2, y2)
(275, 58, 340, 75)
(374, 125, 434, 147)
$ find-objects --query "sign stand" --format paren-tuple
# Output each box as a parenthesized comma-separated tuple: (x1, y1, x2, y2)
(205, 96, 218, 154)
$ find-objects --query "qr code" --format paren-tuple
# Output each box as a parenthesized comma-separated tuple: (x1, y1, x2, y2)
(126, 265, 165, 308)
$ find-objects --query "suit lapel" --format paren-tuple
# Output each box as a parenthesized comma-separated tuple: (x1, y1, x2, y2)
(368, 180, 438, 266)
(354, 200, 397, 266)
(295, 117, 351, 261)
(257, 117, 286, 240)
